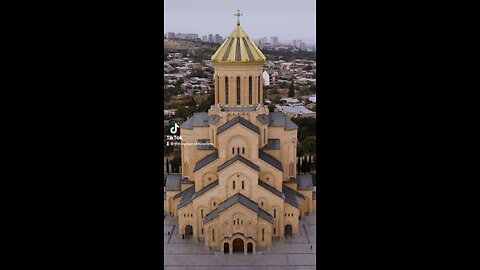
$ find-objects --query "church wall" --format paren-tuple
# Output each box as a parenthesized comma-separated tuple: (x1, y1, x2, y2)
(257, 162, 283, 191)
(298, 189, 313, 214)
(282, 203, 300, 236)
(218, 162, 259, 198)
(213, 63, 263, 106)
(216, 125, 259, 160)
(177, 204, 195, 236)
(256, 219, 273, 247)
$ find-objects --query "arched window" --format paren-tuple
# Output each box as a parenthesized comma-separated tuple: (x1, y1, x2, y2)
(262, 228, 265, 241)
(216, 76, 219, 103)
(201, 209, 204, 218)
(236, 77, 241, 105)
(233, 181, 235, 189)
(212, 229, 215, 241)
(234, 220, 236, 225)
(242, 181, 244, 189)
(232, 148, 235, 154)
(201, 228, 204, 234)
(237, 147, 240, 154)
(258, 76, 261, 103)
(242, 147, 245, 154)
(225, 77, 229, 104)
(274, 209, 276, 218)
(249, 76, 252, 104)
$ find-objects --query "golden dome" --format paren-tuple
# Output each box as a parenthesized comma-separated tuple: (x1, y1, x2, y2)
(211, 24, 266, 63)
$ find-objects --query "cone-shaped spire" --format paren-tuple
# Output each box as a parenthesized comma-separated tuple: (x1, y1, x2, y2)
(211, 11, 266, 63)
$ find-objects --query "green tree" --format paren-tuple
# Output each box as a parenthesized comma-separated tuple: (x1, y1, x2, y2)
(288, 81, 295, 97)
(297, 143, 305, 157)
(170, 156, 181, 173)
(302, 136, 316, 155)
(300, 86, 310, 96)
(273, 95, 281, 104)
(268, 103, 276, 112)
(272, 85, 279, 94)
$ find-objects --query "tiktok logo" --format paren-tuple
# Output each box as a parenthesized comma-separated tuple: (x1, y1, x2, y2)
(170, 123, 180, 134)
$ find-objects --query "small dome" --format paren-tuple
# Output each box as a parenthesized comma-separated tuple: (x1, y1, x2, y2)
(211, 25, 266, 63)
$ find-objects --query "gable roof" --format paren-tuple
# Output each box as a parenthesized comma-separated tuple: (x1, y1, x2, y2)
(176, 186, 195, 209)
(217, 155, 260, 172)
(192, 180, 219, 199)
(217, 116, 260, 135)
(165, 174, 182, 191)
(282, 185, 301, 209)
(193, 151, 219, 172)
(197, 139, 215, 150)
(256, 114, 270, 124)
(297, 174, 314, 190)
(258, 179, 285, 199)
(259, 150, 283, 172)
(262, 139, 280, 150)
(269, 112, 298, 130)
(203, 193, 273, 224)
(208, 114, 220, 124)
(181, 177, 194, 184)
(180, 112, 210, 129)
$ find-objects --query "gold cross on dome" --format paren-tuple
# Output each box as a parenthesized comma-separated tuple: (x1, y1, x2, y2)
(234, 9, 243, 25)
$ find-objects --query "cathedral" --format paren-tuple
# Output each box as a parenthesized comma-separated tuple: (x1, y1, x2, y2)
(164, 13, 315, 254)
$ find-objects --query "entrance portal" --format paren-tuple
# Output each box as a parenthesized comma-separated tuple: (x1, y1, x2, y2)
(185, 225, 193, 238)
(224, 243, 229, 254)
(247, 242, 253, 254)
(232, 238, 244, 253)
(285, 225, 293, 238)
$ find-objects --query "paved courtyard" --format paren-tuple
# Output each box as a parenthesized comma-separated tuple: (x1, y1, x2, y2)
(164, 211, 317, 270)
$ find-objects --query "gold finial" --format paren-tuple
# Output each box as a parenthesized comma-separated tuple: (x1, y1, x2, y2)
(234, 9, 243, 25)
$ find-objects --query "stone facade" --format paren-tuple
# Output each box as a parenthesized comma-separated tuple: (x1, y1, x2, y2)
(165, 22, 314, 254)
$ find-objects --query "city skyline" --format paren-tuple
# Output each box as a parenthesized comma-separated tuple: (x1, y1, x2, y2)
(164, 0, 316, 44)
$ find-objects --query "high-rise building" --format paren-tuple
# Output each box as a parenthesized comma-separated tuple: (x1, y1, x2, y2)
(202, 35, 208, 42)
(271, 36, 279, 45)
(208, 34, 214, 43)
(214, 34, 221, 43)
(165, 16, 314, 255)
(167, 32, 176, 39)
(292, 40, 303, 48)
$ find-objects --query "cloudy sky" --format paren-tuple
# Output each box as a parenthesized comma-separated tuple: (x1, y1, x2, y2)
(164, 0, 316, 44)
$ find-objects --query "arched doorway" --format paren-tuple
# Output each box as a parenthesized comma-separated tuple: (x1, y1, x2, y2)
(224, 243, 229, 254)
(185, 225, 193, 238)
(285, 225, 293, 238)
(232, 238, 244, 253)
(247, 242, 253, 254)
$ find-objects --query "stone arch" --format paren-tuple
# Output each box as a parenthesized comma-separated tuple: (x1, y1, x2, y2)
(227, 134, 252, 158)
(285, 224, 293, 238)
(233, 238, 244, 253)
(247, 242, 253, 253)
(202, 172, 218, 186)
(184, 224, 193, 238)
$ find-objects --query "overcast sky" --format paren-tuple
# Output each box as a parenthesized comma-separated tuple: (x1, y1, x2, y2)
(164, 0, 316, 44)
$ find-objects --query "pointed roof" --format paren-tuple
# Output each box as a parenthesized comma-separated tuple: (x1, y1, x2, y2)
(203, 193, 273, 224)
(211, 24, 266, 63)
(217, 155, 260, 172)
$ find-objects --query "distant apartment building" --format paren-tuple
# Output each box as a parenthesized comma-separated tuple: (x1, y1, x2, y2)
(214, 34, 222, 43)
(271, 36, 278, 45)
(292, 40, 303, 48)
(167, 32, 176, 39)
(202, 35, 208, 42)
(208, 34, 213, 43)
(186, 33, 198, 40)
